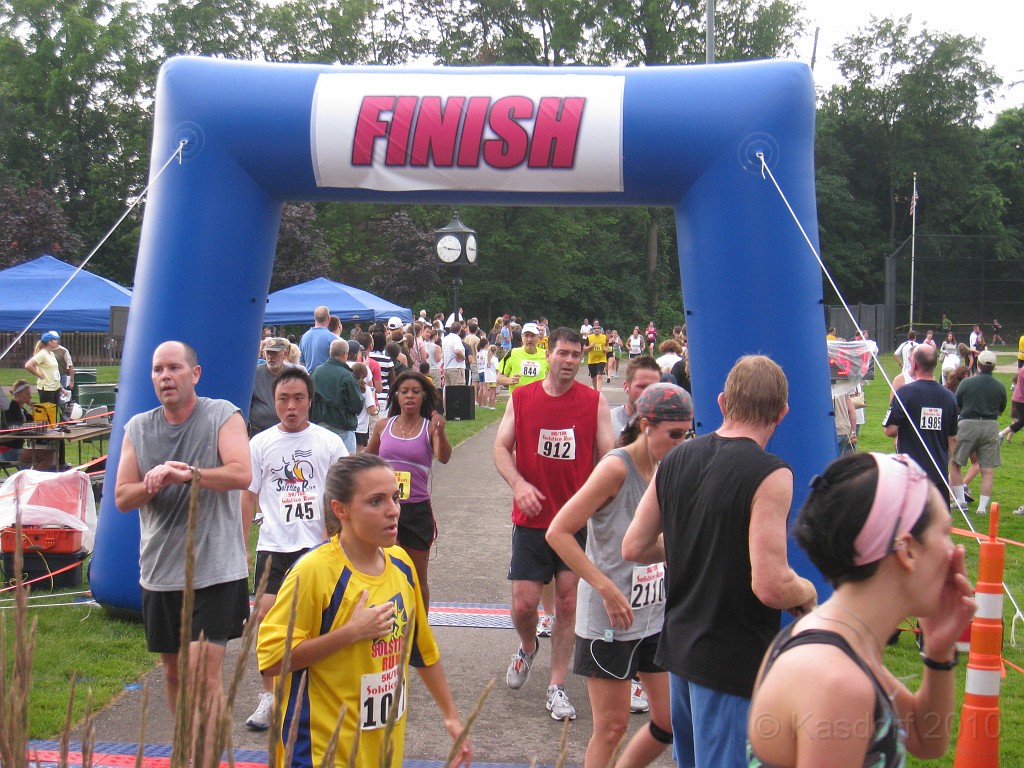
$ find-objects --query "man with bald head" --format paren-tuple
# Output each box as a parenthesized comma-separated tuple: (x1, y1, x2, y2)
(311, 338, 363, 454)
(115, 340, 251, 729)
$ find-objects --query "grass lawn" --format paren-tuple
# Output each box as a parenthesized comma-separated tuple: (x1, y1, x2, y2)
(855, 356, 1023, 767)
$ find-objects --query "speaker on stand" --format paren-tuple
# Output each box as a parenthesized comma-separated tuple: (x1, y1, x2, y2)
(444, 385, 476, 420)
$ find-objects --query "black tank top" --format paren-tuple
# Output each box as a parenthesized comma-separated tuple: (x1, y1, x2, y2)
(747, 625, 905, 767)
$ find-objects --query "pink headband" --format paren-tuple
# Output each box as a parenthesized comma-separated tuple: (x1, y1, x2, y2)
(853, 453, 930, 566)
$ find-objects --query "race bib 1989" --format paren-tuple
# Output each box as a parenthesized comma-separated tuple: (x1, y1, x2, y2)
(919, 407, 943, 431)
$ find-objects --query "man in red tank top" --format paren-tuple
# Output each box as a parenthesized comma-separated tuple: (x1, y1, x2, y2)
(493, 327, 614, 720)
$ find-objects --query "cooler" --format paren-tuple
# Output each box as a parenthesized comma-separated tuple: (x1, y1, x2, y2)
(1, 549, 88, 590)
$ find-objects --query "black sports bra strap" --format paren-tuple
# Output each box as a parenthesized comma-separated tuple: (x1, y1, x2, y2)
(766, 627, 890, 702)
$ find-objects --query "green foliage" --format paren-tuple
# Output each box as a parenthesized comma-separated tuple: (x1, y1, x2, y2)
(815, 15, 1014, 306)
(0, 186, 83, 268)
(1, 0, 1021, 327)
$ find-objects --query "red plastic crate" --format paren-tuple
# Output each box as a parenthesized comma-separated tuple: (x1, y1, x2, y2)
(1, 525, 83, 554)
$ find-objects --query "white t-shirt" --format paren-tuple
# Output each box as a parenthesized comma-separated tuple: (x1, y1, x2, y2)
(484, 352, 498, 383)
(895, 340, 918, 376)
(656, 352, 682, 373)
(580, 323, 593, 335)
(249, 424, 348, 553)
(441, 332, 466, 370)
(628, 335, 644, 355)
(356, 376, 376, 434)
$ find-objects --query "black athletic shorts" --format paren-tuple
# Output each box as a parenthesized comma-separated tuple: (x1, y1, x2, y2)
(142, 577, 249, 654)
(398, 499, 437, 552)
(254, 549, 309, 596)
(588, 362, 607, 378)
(573, 632, 664, 680)
(507, 524, 585, 583)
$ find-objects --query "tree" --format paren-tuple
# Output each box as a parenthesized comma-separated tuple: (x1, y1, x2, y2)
(272, 203, 333, 291)
(0, 0, 153, 282)
(0, 185, 83, 268)
(979, 107, 1024, 259)
(366, 210, 444, 307)
(258, 0, 374, 63)
(827, 16, 1001, 246)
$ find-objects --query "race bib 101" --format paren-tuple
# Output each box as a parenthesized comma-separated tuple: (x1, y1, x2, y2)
(359, 666, 407, 730)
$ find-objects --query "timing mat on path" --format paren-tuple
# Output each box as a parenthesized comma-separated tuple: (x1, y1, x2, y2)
(26, 742, 556, 768)
(427, 602, 515, 629)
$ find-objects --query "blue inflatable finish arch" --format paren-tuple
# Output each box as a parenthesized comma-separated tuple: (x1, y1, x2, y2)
(91, 57, 834, 612)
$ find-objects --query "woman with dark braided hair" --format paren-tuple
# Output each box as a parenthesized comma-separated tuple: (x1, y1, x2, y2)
(747, 452, 975, 767)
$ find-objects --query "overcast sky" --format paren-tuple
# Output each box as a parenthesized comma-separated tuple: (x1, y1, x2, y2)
(788, 0, 1022, 119)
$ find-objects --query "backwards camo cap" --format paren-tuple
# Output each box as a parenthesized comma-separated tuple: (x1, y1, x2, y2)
(634, 382, 693, 423)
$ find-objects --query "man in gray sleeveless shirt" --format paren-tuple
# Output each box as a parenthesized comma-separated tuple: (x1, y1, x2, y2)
(115, 340, 252, 730)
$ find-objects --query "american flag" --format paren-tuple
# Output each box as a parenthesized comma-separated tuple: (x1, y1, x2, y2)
(909, 188, 919, 217)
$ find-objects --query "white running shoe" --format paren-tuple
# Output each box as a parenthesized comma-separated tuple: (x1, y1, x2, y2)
(630, 680, 650, 713)
(245, 691, 274, 731)
(536, 614, 554, 638)
(546, 684, 577, 720)
(507, 644, 538, 689)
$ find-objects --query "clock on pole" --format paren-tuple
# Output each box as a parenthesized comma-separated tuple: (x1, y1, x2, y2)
(433, 211, 478, 327)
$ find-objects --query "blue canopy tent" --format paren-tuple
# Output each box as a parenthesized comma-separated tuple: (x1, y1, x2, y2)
(0, 255, 132, 331)
(263, 277, 412, 326)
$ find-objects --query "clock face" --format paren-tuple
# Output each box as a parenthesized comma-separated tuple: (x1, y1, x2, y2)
(436, 234, 462, 263)
(466, 235, 478, 262)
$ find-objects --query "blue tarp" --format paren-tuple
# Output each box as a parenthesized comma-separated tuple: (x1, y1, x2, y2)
(264, 277, 412, 326)
(0, 255, 132, 332)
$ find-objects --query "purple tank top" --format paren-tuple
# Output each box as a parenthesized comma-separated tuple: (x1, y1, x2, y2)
(378, 416, 434, 503)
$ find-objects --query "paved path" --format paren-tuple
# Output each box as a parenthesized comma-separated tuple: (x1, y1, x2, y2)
(75, 373, 674, 767)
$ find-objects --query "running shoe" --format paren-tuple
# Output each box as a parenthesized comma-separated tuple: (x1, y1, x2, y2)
(1013, 506, 1024, 516)
(546, 685, 577, 720)
(965, 490, 975, 504)
(630, 680, 650, 713)
(507, 644, 538, 689)
(536, 614, 554, 638)
(245, 691, 274, 731)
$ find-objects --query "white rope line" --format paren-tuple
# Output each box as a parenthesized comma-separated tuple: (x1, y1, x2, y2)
(0, 599, 99, 610)
(0, 588, 92, 603)
(756, 153, 970, 524)
(0, 593, 92, 606)
(757, 153, 1023, 641)
(0, 140, 188, 365)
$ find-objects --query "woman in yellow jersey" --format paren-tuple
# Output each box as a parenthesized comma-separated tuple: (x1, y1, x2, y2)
(257, 454, 470, 768)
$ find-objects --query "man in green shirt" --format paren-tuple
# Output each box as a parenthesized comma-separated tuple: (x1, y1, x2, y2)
(498, 322, 548, 392)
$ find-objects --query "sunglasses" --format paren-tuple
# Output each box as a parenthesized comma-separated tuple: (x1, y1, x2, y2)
(653, 424, 690, 440)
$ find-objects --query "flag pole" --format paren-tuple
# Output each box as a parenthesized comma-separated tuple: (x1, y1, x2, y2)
(908, 173, 918, 332)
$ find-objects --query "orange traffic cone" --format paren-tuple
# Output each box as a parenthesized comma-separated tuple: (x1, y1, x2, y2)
(953, 503, 1005, 768)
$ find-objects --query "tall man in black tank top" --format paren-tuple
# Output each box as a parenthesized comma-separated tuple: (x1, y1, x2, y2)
(623, 355, 817, 768)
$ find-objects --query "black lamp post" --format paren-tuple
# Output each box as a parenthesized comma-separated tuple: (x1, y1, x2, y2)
(433, 211, 477, 325)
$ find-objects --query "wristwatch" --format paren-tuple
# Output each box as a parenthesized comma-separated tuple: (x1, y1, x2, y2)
(920, 650, 959, 671)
